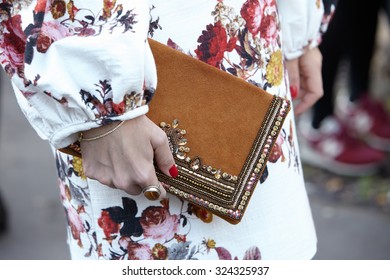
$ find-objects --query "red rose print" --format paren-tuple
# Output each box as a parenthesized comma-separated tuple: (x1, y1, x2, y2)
(140, 206, 179, 242)
(34, 0, 47, 13)
(36, 34, 52, 53)
(189, 204, 213, 223)
(98, 210, 121, 238)
(268, 134, 284, 163)
(241, 0, 264, 36)
(0, 15, 26, 76)
(259, 14, 278, 45)
(64, 202, 85, 246)
(195, 22, 236, 68)
(152, 243, 168, 260)
(243, 246, 261, 260)
(51, 0, 66, 19)
(265, 0, 277, 6)
(127, 242, 153, 260)
(36, 21, 71, 53)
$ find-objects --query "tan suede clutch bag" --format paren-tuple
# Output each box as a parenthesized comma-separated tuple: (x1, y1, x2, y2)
(60, 39, 291, 224)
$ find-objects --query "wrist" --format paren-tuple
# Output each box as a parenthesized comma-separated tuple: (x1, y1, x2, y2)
(79, 120, 125, 142)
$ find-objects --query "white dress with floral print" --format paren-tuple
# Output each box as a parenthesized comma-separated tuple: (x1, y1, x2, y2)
(0, 0, 330, 260)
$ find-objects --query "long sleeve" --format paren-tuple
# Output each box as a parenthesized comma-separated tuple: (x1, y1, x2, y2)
(0, 0, 156, 149)
(277, 0, 325, 60)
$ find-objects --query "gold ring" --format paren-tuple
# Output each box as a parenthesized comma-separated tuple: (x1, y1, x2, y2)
(143, 184, 161, 201)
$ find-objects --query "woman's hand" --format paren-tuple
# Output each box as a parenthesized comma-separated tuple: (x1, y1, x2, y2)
(79, 115, 177, 199)
(286, 47, 324, 116)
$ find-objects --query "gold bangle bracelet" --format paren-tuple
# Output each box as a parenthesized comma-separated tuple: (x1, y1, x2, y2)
(79, 120, 125, 142)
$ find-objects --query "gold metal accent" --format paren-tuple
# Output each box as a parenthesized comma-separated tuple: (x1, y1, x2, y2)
(155, 96, 291, 223)
(79, 121, 125, 142)
(172, 119, 179, 128)
(143, 185, 161, 201)
(176, 152, 186, 160)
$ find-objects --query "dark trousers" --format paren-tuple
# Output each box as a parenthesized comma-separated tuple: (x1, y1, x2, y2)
(312, 0, 385, 128)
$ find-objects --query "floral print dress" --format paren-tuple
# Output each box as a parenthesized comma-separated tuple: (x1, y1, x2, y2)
(0, 0, 330, 260)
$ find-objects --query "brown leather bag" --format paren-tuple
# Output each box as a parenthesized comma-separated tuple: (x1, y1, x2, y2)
(60, 39, 291, 224)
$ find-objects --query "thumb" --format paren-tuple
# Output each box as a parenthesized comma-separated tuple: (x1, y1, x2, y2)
(151, 128, 178, 179)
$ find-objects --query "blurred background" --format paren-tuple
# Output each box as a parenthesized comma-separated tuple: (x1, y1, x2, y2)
(1, 5, 390, 260)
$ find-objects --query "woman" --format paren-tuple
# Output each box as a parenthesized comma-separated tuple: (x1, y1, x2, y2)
(0, 0, 327, 260)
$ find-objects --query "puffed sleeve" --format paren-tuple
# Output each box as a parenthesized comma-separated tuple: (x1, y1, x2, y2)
(0, 0, 156, 149)
(277, 0, 325, 60)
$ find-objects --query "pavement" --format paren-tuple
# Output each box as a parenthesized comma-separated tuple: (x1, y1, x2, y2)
(0, 70, 390, 260)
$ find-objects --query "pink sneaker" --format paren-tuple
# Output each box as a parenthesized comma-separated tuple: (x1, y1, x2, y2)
(342, 94, 390, 151)
(299, 116, 386, 176)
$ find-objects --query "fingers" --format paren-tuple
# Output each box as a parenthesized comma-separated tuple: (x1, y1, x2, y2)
(294, 70, 323, 115)
(293, 47, 324, 116)
(82, 161, 116, 189)
(150, 123, 178, 179)
(285, 58, 300, 100)
(84, 157, 167, 200)
(80, 116, 174, 201)
(142, 182, 167, 201)
(293, 90, 321, 116)
(121, 161, 167, 200)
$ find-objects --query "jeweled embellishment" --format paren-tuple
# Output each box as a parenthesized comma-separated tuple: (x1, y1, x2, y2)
(159, 119, 238, 182)
(190, 158, 201, 171)
(157, 97, 290, 223)
(239, 97, 289, 217)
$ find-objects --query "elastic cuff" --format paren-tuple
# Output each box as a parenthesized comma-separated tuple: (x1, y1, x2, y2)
(50, 105, 149, 149)
(284, 50, 305, 61)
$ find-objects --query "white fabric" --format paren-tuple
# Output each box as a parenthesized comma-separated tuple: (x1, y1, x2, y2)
(3, 0, 156, 148)
(278, 0, 325, 60)
(1, 0, 323, 260)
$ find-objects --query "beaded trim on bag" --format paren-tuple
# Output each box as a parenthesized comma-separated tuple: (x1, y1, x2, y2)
(155, 96, 290, 224)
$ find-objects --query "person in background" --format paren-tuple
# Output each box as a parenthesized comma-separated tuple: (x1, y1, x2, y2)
(298, 0, 390, 176)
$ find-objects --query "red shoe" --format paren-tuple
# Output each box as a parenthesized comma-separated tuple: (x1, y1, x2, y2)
(342, 94, 390, 151)
(298, 116, 386, 176)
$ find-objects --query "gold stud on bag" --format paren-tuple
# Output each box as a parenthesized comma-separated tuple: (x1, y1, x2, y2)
(60, 39, 291, 224)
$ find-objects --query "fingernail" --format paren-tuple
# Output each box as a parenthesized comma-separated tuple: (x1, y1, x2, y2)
(290, 86, 298, 100)
(169, 164, 179, 178)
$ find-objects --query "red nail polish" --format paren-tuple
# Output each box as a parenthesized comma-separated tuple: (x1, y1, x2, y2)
(290, 85, 298, 100)
(169, 165, 179, 178)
